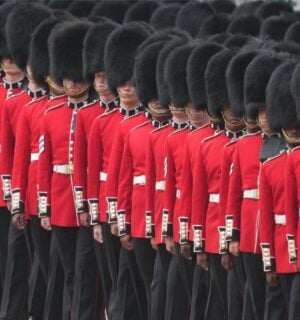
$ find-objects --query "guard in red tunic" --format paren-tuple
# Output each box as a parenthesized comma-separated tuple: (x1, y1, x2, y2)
(104, 22, 152, 320)
(0, 4, 52, 320)
(73, 20, 119, 317)
(38, 21, 101, 320)
(284, 61, 300, 320)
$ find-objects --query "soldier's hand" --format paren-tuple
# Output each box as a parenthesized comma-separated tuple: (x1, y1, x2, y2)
(12, 213, 26, 230)
(197, 252, 209, 271)
(151, 238, 158, 251)
(292, 262, 299, 272)
(110, 223, 118, 236)
(181, 243, 192, 260)
(120, 234, 134, 251)
(41, 217, 52, 231)
(221, 253, 233, 271)
(266, 271, 279, 287)
(165, 236, 176, 255)
(6, 200, 11, 212)
(229, 241, 240, 256)
(93, 224, 103, 243)
(80, 212, 90, 227)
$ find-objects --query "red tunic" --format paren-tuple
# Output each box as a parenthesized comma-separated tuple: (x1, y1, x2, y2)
(117, 121, 155, 238)
(73, 101, 106, 214)
(179, 124, 214, 244)
(285, 147, 300, 268)
(87, 109, 123, 224)
(163, 127, 189, 244)
(259, 151, 294, 274)
(105, 111, 148, 223)
(38, 101, 96, 227)
(11, 95, 49, 219)
(226, 132, 263, 254)
(0, 91, 31, 202)
(145, 124, 173, 244)
(192, 131, 230, 253)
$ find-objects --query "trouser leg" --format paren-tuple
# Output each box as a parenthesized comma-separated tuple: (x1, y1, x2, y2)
(288, 273, 300, 320)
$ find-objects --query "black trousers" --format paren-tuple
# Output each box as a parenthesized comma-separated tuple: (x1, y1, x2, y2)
(164, 243, 193, 320)
(190, 265, 209, 320)
(132, 238, 156, 319)
(0, 207, 10, 303)
(150, 244, 172, 320)
(242, 253, 265, 320)
(287, 273, 300, 320)
(0, 222, 33, 320)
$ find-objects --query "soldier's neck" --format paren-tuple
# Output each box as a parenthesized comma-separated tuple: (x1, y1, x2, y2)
(28, 80, 43, 92)
(4, 71, 25, 83)
(99, 92, 116, 104)
(190, 118, 209, 128)
(120, 98, 140, 110)
(68, 93, 89, 104)
(172, 114, 189, 124)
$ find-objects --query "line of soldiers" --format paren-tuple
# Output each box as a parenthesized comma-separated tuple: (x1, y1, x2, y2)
(0, 0, 300, 320)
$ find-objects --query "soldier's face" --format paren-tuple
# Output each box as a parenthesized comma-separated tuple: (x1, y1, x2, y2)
(117, 81, 138, 102)
(284, 127, 300, 139)
(1, 57, 22, 75)
(222, 106, 244, 132)
(94, 72, 110, 95)
(187, 104, 208, 124)
(63, 78, 87, 96)
(148, 99, 171, 121)
(257, 109, 272, 135)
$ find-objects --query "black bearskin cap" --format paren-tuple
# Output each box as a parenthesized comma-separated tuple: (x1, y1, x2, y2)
(224, 34, 252, 48)
(67, 1, 95, 18)
(104, 22, 152, 95)
(205, 48, 237, 119)
(176, 1, 214, 37)
(165, 43, 195, 108)
(256, 1, 293, 20)
(285, 21, 300, 44)
(244, 53, 283, 121)
(290, 62, 300, 123)
(226, 51, 258, 117)
(91, 1, 130, 24)
(209, 31, 232, 44)
(187, 42, 223, 111)
(227, 15, 261, 36)
(267, 61, 297, 130)
(211, 0, 235, 14)
(83, 21, 119, 83)
(271, 41, 300, 56)
(124, 1, 160, 23)
(49, 21, 91, 85)
(150, 4, 181, 30)
(233, 1, 263, 17)
(47, 0, 70, 9)
(0, 2, 16, 59)
(6, 3, 52, 69)
(157, 38, 188, 108)
(199, 14, 231, 39)
(260, 16, 294, 41)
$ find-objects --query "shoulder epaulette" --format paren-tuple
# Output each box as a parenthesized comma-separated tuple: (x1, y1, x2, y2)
(130, 120, 151, 133)
(224, 139, 238, 148)
(263, 150, 286, 165)
(78, 100, 98, 111)
(167, 126, 188, 139)
(25, 95, 47, 106)
(239, 131, 261, 140)
(44, 102, 65, 114)
(121, 111, 143, 123)
(151, 123, 171, 134)
(290, 145, 300, 153)
(202, 130, 224, 143)
(99, 108, 118, 119)
(6, 90, 26, 101)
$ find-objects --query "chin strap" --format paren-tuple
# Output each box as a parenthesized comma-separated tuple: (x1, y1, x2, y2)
(282, 129, 300, 145)
(45, 76, 66, 96)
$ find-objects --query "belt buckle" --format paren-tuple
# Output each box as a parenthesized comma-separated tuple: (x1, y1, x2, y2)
(66, 164, 74, 174)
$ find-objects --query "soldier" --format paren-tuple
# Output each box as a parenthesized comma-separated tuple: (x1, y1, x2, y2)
(104, 22, 152, 320)
(38, 21, 100, 320)
(0, 4, 52, 320)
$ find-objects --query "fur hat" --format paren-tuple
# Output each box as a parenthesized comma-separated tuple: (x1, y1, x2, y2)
(285, 21, 300, 44)
(226, 51, 258, 117)
(260, 16, 294, 41)
(227, 15, 261, 36)
(83, 21, 119, 83)
(244, 53, 283, 121)
(224, 34, 252, 48)
(290, 62, 300, 123)
(6, 3, 52, 69)
(67, 1, 95, 18)
(91, 1, 130, 24)
(165, 43, 195, 108)
(233, 1, 263, 17)
(0, 2, 16, 59)
(205, 48, 237, 119)
(267, 61, 297, 130)
(211, 0, 236, 14)
(47, 0, 70, 9)
(157, 38, 188, 108)
(255, 1, 293, 20)
(150, 4, 181, 30)
(209, 31, 232, 44)
(134, 41, 164, 105)
(199, 14, 231, 39)
(187, 42, 223, 111)
(271, 41, 300, 56)
(49, 21, 91, 85)
(176, 1, 214, 37)
(29, 17, 66, 87)
(124, 1, 160, 23)
(104, 22, 152, 95)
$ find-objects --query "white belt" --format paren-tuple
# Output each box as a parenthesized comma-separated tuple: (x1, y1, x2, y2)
(133, 175, 146, 185)
(155, 181, 165, 191)
(99, 171, 107, 182)
(274, 214, 286, 225)
(209, 193, 220, 203)
(30, 153, 39, 162)
(176, 189, 180, 199)
(243, 189, 259, 200)
(53, 164, 74, 175)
